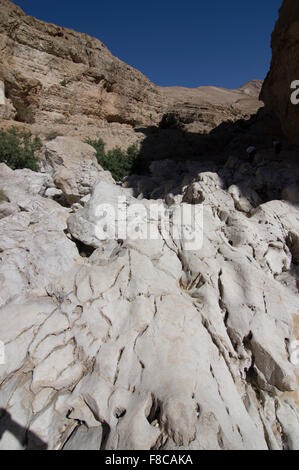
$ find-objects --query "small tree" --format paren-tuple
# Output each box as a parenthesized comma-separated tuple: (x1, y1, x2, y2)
(0, 189, 9, 202)
(86, 138, 147, 181)
(45, 131, 63, 141)
(0, 128, 42, 171)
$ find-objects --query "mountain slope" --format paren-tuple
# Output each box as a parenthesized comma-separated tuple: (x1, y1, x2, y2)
(0, 0, 262, 137)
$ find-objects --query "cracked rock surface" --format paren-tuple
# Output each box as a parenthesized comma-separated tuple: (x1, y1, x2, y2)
(0, 147, 299, 450)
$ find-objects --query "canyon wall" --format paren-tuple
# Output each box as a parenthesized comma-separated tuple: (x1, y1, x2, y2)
(0, 0, 262, 137)
(0, 0, 163, 127)
(0, 0, 299, 451)
(260, 0, 299, 145)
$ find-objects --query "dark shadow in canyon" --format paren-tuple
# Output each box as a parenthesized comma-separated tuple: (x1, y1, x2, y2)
(136, 107, 284, 165)
(129, 107, 299, 207)
(0, 408, 48, 450)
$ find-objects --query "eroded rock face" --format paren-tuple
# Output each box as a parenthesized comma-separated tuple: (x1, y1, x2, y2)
(0, 0, 162, 127)
(0, 149, 298, 450)
(0, 0, 262, 135)
(160, 80, 263, 134)
(0, 80, 16, 120)
(260, 0, 299, 145)
(0, 0, 298, 452)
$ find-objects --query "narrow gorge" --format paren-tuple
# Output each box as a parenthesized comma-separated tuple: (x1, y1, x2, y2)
(0, 0, 298, 451)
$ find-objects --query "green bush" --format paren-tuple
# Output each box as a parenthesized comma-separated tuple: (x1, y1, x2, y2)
(0, 189, 9, 203)
(54, 118, 65, 124)
(16, 104, 35, 124)
(0, 128, 42, 171)
(45, 131, 63, 141)
(86, 138, 148, 181)
(132, 119, 143, 128)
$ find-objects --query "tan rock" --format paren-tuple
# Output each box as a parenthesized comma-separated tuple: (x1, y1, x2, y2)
(0, 80, 16, 120)
(0, 0, 162, 127)
(0, 0, 262, 137)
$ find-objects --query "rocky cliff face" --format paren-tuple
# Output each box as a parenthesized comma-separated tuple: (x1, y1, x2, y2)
(0, 0, 262, 139)
(160, 80, 263, 134)
(0, 0, 163, 127)
(260, 0, 299, 144)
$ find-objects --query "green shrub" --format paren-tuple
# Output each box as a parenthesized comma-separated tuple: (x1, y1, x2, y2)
(132, 119, 143, 128)
(45, 131, 63, 141)
(60, 79, 67, 87)
(86, 138, 148, 181)
(0, 189, 9, 203)
(16, 105, 35, 124)
(0, 128, 42, 171)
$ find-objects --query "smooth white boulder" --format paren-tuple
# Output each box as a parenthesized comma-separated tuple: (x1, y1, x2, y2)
(43, 137, 115, 204)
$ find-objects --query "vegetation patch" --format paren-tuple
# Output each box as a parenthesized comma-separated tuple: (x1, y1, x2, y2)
(15, 104, 35, 124)
(132, 119, 143, 128)
(86, 138, 148, 181)
(45, 131, 63, 141)
(54, 118, 65, 124)
(0, 189, 9, 203)
(0, 128, 42, 171)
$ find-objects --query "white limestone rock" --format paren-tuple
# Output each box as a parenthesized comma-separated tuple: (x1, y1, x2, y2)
(44, 137, 115, 204)
(0, 154, 298, 450)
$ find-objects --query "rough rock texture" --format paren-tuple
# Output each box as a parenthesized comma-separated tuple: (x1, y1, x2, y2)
(0, 0, 298, 452)
(0, 0, 262, 139)
(0, 0, 162, 127)
(0, 145, 298, 450)
(43, 137, 114, 204)
(160, 80, 263, 134)
(260, 0, 299, 144)
(0, 80, 16, 120)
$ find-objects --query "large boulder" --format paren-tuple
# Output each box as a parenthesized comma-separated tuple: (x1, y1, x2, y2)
(43, 137, 114, 204)
(0, 162, 55, 204)
(0, 164, 80, 306)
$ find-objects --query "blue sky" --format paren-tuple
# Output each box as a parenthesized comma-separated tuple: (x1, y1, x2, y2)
(12, 0, 282, 89)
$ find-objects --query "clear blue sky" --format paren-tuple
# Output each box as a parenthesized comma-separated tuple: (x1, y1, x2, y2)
(12, 0, 282, 89)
